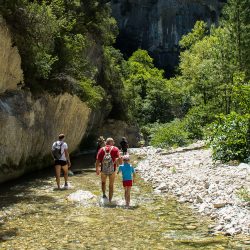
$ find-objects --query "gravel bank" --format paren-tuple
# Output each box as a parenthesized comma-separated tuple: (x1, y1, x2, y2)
(130, 142, 250, 235)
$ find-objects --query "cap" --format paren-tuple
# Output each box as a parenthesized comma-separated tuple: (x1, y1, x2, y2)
(123, 154, 130, 161)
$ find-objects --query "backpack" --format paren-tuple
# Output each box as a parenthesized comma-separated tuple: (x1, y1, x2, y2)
(102, 146, 114, 175)
(52, 142, 63, 160)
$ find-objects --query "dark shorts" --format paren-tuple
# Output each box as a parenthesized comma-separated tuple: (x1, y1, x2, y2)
(54, 160, 67, 167)
(122, 148, 127, 153)
(123, 180, 133, 187)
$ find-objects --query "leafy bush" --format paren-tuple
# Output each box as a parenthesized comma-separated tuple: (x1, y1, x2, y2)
(149, 119, 190, 148)
(237, 187, 250, 202)
(123, 49, 173, 124)
(183, 105, 215, 140)
(78, 79, 104, 108)
(206, 112, 250, 163)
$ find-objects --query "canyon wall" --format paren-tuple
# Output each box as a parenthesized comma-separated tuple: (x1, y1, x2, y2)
(111, 0, 224, 75)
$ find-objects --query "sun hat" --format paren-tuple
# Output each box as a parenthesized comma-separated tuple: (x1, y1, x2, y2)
(123, 154, 130, 161)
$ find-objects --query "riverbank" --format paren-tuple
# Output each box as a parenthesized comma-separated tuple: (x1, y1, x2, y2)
(3, 153, 247, 249)
(130, 141, 250, 236)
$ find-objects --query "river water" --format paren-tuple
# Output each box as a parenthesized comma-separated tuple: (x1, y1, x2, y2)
(0, 154, 249, 250)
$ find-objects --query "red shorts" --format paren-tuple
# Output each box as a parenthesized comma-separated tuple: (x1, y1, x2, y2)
(123, 180, 133, 187)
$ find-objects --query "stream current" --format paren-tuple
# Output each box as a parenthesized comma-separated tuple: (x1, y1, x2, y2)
(0, 154, 249, 250)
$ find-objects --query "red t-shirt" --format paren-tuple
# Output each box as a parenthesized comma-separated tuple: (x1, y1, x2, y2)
(97, 145, 120, 169)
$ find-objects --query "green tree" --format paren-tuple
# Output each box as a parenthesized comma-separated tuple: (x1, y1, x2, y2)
(123, 50, 172, 124)
(222, 0, 250, 77)
(179, 21, 208, 50)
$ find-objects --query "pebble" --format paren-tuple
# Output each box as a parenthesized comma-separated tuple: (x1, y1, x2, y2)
(130, 142, 250, 236)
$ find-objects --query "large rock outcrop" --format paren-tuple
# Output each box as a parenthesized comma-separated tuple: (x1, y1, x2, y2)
(0, 91, 91, 183)
(111, 0, 225, 75)
(0, 16, 139, 183)
(0, 16, 23, 93)
(0, 17, 92, 183)
(98, 119, 139, 147)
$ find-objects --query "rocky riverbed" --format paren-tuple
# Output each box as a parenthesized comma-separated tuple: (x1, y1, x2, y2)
(130, 142, 250, 236)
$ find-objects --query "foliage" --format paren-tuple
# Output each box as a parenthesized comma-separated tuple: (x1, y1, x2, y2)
(183, 105, 215, 140)
(237, 187, 250, 202)
(179, 21, 208, 49)
(221, 0, 250, 78)
(165, 76, 192, 118)
(0, 0, 124, 111)
(146, 120, 190, 148)
(123, 49, 173, 124)
(176, 0, 250, 117)
(101, 46, 127, 119)
(78, 78, 104, 108)
(58, 33, 96, 79)
(6, 1, 60, 79)
(1, 0, 249, 156)
(206, 112, 250, 163)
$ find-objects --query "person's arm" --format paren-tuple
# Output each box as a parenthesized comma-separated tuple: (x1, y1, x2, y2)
(132, 167, 136, 183)
(114, 148, 122, 166)
(51, 144, 55, 159)
(64, 148, 71, 168)
(117, 165, 120, 174)
(95, 159, 101, 175)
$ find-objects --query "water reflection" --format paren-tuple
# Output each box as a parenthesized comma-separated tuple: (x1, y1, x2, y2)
(0, 154, 249, 249)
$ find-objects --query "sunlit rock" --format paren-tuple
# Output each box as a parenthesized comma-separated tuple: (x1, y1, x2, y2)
(0, 16, 23, 94)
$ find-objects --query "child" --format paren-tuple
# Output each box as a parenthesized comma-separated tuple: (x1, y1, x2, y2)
(117, 154, 135, 207)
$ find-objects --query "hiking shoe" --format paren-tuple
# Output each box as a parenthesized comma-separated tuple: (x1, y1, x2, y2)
(102, 194, 107, 199)
(64, 183, 69, 189)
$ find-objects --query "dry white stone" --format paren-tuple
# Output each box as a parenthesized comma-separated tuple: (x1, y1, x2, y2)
(130, 142, 250, 235)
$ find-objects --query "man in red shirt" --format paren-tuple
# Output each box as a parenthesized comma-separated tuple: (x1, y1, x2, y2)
(96, 137, 121, 202)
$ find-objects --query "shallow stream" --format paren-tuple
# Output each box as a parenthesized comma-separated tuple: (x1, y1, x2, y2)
(0, 154, 249, 249)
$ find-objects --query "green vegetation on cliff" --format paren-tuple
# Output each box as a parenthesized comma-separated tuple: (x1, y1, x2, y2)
(0, 0, 249, 162)
(0, 0, 124, 111)
(122, 0, 250, 162)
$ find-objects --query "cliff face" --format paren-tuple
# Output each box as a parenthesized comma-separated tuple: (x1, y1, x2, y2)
(111, 0, 224, 75)
(0, 17, 138, 183)
(0, 17, 92, 183)
(0, 91, 91, 183)
(0, 16, 23, 92)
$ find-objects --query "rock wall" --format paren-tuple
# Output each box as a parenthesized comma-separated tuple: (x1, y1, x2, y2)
(0, 16, 23, 93)
(0, 16, 92, 183)
(99, 119, 139, 148)
(0, 16, 139, 183)
(0, 91, 91, 183)
(111, 0, 224, 75)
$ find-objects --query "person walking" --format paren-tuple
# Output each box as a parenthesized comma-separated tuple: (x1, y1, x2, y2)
(51, 134, 71, 189)
(95, 137, 121, 203)
(120, 137, 129, 155)
(94, 136, 105, 159)
(117, 154, 135, 207)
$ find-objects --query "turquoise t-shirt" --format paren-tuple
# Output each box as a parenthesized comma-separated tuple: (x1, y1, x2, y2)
(118, 163, 135, 181)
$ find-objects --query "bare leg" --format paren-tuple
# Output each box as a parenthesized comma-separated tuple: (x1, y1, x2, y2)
(126, 187, 131, 206)
(55, 165, 62, 189)
(124, 188, 128, 205)
(62, 164, 69, 186)
(101, 173, 107, 197)
(108, 172, 116, 202)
